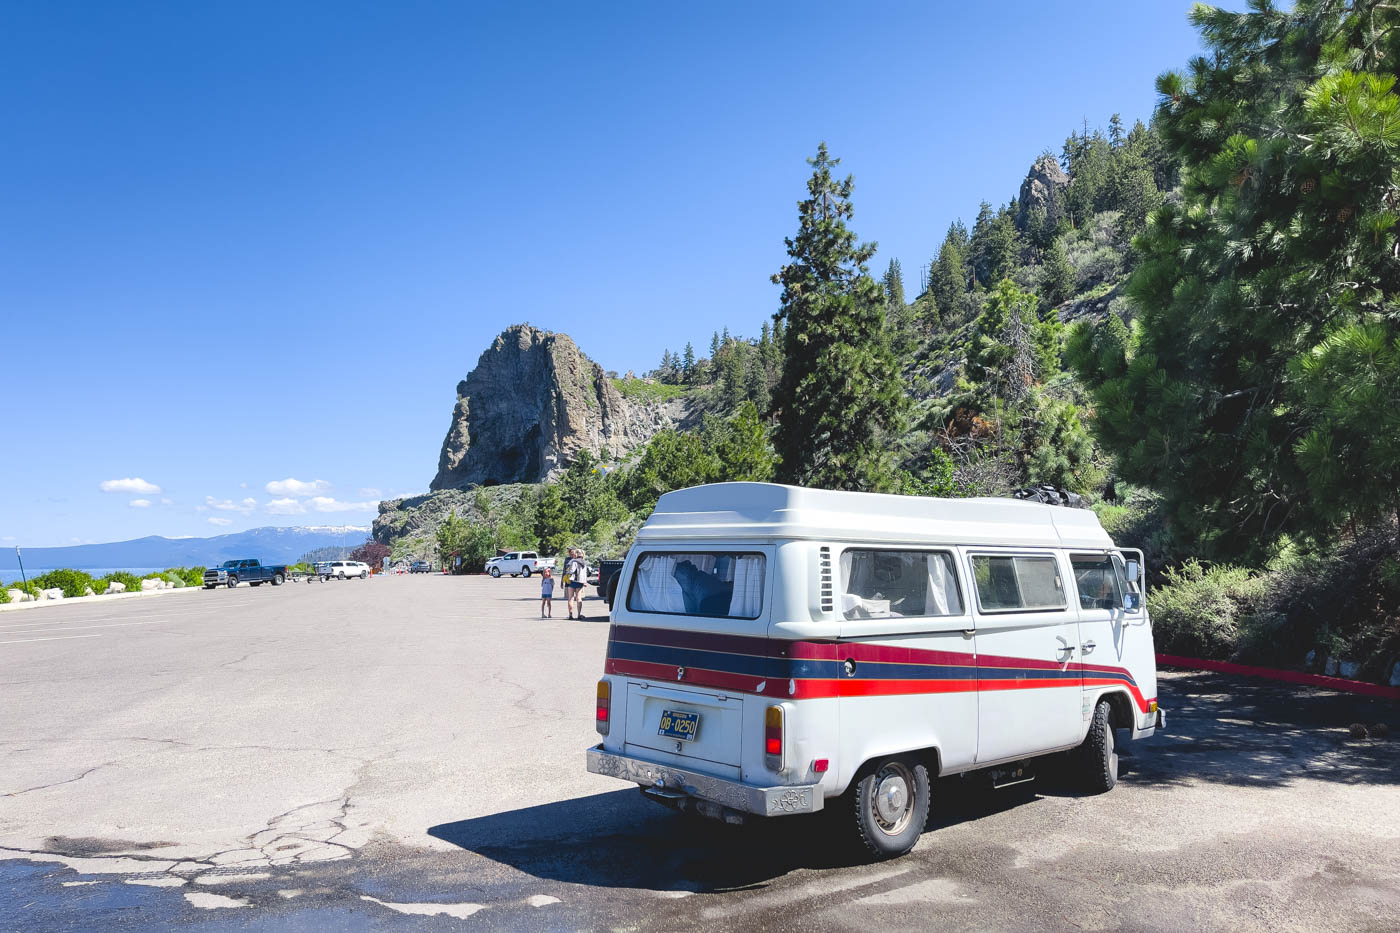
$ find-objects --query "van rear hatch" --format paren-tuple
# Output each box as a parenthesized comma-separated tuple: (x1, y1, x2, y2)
(624, 682, 744, 772)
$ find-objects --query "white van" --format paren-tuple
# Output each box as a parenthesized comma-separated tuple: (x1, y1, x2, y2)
(586, 482, 1164, 858)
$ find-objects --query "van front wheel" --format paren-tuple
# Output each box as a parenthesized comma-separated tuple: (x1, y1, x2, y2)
(1076, 699, 1118, 793)
(851, 757, 929, 859)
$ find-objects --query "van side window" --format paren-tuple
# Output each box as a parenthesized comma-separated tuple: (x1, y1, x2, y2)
(626, 551, 766, 620)
(840, 549, 963, 620)
(971, 555, 1066, 612)
(1071, 554, 1123, 610)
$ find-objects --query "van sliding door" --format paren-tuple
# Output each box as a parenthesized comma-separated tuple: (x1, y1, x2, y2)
(966, 550, 1082, 763)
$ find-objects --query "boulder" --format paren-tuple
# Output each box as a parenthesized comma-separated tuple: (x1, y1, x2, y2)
(140, 578, 163, 591)
(1339, 660, 1360, 679)
(83, 587, 96, 597)
(1325, 657, 1339, 677)
(40, 588, 64, 601)
(5, 589, 24, 603)
(1390, 662, 1400, 688)
(106, 581, 127, 595)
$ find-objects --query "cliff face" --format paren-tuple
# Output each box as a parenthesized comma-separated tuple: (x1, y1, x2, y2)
(430, 324, 678, 490)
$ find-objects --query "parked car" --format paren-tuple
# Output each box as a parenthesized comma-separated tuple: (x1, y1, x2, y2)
(203, 558, 289, 589)
(588, 482, 1162, 859)
(325, 560, 371, 580)
(596, 557, 626, 607)
(484, 551, 551, 578)
(410, 560, 432, 574)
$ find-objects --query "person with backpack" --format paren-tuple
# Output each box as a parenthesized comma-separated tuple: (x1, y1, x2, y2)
(565, 547, 588, 620)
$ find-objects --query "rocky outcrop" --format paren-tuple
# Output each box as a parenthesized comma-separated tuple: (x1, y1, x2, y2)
(1016, 155, 1070, 233)
(430, 324, 689, 490)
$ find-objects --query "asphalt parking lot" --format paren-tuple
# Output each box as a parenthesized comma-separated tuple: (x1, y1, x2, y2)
(2, 575, 1398, 931)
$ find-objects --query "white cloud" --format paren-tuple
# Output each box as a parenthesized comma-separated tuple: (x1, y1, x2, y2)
(160, 498, 173, 505)
(100, 477, 161, 495)
(206, 496, 257, 513)
(207, 517, 233, 526)
(129, 499, 152, 508)
(358, 488, 382, 499)
(265, 478, 330, 497)
(306, 496, 377, 513)
(2, 535, 15, 542)
(265, 497, 306, 515)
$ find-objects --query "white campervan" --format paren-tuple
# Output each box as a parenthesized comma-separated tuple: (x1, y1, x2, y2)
(587, 482, 1164, 858)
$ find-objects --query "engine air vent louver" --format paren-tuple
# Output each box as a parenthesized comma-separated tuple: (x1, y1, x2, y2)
(819, 546, 833, 613)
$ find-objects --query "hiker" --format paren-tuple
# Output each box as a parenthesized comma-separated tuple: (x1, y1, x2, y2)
(539, 566, 554, 618)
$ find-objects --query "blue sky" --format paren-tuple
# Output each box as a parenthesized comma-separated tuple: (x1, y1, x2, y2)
(0, 1, 1211, 547)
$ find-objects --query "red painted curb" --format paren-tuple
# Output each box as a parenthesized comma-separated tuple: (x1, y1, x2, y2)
(1156, 653, 1400, 700)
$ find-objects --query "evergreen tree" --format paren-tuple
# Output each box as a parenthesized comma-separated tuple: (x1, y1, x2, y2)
(710, 331, 721, 359)
(967, 202, 997, 286)
(770, 143, 906, 491)
(533, 485, 575, 557)
(1071, 0, 1400, 558)
(1041, 236, 1076, 307)
(682, 342, 696, 383)
(883, 258, 906, 310)
(929, 222, 971, 324)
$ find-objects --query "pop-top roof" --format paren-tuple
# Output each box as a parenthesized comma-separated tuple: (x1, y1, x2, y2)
(638, 482, 1115, 550)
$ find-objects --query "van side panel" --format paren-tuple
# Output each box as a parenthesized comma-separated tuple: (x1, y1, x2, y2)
(836, 636, 978, 789)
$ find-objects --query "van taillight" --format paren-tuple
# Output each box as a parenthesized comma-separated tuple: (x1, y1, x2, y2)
(595, 680, 611, 736)
(764, 705, 784, 771)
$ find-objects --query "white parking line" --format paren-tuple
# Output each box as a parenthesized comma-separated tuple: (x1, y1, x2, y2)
(0, 621, 166, 636)
(0, 634, 102, 645)
(0, 613, 177, 628)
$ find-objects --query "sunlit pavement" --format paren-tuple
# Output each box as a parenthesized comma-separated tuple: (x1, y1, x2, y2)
(2, 575, 1397, 931)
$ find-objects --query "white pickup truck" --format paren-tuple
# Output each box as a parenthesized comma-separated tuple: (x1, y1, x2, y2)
(484, 551, 553, 578)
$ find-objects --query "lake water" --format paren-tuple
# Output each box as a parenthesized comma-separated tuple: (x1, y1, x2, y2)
(1, 567, 170, 582)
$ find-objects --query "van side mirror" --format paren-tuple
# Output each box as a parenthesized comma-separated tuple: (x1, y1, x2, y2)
(1125, 560, 1140, 584)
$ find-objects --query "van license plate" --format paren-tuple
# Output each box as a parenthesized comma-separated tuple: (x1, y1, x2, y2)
(658, 709, 700, 742)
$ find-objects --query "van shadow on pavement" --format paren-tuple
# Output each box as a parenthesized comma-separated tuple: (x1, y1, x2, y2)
(428, 777, 1042, 894)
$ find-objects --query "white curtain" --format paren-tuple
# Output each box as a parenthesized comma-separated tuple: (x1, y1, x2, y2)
(727, 556, 765, 618)
(924, 553, 962, 616)
(633, 555, 686, 613)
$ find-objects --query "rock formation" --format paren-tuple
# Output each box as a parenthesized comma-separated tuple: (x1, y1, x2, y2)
(430, 324, 685, 490)
(1015, 154, 1070, 233)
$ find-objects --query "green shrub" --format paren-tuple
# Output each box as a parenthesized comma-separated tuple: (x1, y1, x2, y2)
(611, 377, 693, 403)
(30, 568, 98, 598)
(98, 571, 143, 594)
(0, 586, 8, 604)
(1147, 559, 1268, 659)
(165, 566, 204, 587)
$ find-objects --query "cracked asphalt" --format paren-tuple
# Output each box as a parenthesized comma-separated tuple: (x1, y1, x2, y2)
(2, 575, 1398, 931)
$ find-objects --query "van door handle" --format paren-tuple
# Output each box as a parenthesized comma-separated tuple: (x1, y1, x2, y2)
(1056, 643, 1075, 655)
(1082, 641, 1096, 653)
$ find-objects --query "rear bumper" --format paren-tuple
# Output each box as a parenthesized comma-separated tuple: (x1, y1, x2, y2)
(586, 746, 823, 817)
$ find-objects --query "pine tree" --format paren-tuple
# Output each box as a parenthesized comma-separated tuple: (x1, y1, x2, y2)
(1041, 236, 1076, 307)
(770, 143, 906, 491)
(682, 342, 696, 383)
(967, 202, 997, 287)
(1071, 0, 1400, 557)
(710, 331, 720, 359)
(883, 258, 905, 310)
(929, 222, 970, 325)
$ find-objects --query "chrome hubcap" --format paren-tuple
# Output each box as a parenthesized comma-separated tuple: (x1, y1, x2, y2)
(871, 763, 915, 835)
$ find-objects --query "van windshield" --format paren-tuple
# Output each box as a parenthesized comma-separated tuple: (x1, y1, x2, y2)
(626, 551, 765, 620)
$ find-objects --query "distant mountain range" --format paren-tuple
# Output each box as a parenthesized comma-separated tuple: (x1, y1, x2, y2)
(0, 525, 371, 570)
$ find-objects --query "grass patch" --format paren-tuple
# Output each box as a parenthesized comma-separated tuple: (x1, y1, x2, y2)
(611, 378, 694, 403)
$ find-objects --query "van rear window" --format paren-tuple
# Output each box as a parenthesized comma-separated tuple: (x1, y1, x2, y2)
(971, 555, 1066, 612)
(626, 552, 766, 620)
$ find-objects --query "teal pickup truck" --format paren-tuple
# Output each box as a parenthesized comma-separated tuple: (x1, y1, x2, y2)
(202, 559, 289, 589)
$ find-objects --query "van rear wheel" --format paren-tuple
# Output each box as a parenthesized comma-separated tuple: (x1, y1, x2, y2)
(1075, 699, 1118, 793)
(850, 757, 929, 859)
